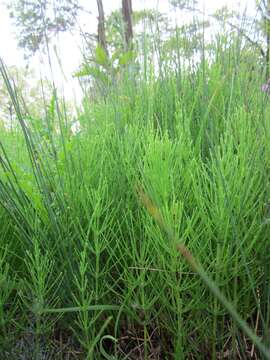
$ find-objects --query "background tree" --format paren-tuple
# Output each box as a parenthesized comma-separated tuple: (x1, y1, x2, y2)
(96, 0, 108, 54)
(0, 66, 51, 127)
(257, 0, 270, 76)
(8, 0, 82, 57)
(203, 1, 270, 78)
(122, 0, 133, 49)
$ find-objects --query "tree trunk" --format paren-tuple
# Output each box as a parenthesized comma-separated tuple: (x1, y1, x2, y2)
(96, 0, 108, 54)
(122, 0, 133, 49)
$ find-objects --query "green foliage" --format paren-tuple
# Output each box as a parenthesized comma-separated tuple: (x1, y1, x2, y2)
(74, 45, 137, 93)
(170, 0, 198, 8)
(1, 2, 270, 358)
(0, 65, 52, 125)
(75, 65, 110, 84)
(95, 45, 110, 68)
(8, 0, 81, 56)
(118, 50, 135, 65)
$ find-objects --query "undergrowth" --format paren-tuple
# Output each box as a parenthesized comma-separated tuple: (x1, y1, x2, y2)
(0, 34, 270, 359)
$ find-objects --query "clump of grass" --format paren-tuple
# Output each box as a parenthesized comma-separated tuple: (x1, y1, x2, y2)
(0, 28, 270, 359)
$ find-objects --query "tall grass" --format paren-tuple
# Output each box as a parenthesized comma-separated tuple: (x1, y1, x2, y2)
(0, 29, 270, 359)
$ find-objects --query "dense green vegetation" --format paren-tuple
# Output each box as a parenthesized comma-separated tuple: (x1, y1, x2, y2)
(1, 1, 270, 359)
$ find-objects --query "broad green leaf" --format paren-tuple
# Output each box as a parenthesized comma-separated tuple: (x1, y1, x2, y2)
(95, 45, 109, 67)
(73, 65, 109, 84)
(119, 51, 135, 66)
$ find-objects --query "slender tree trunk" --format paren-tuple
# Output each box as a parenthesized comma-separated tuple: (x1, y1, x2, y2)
(122, 0, 133, 49)
(96, 0, 108, 54)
